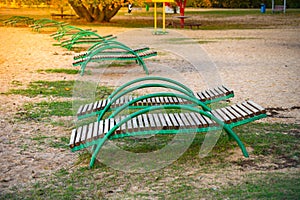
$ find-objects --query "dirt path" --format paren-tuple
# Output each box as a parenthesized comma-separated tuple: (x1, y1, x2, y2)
(0, 15, 299, 194)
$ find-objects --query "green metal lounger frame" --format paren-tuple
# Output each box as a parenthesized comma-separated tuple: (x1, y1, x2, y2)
(30, 18, 68, 32)
(3, 16, 34, 26)
(76, 76, 234, 120)
(50, 25, 97, 41)
(73, 41, 156, 75)
(58, 30, 116, 50)
(69, 77, 267, 168)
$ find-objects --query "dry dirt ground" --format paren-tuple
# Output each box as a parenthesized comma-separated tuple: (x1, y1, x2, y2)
(0, 9, 299, 196)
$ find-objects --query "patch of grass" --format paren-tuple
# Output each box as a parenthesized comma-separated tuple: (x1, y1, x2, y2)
(9, 80, 112, 98)
(16, 101, 73, 121)
(217, 171, 300, 199)
(11, 80, 23, 86)
(37, 68, 80, 74)
(9, 80, 76, 98)
(237, 123, 300, 159)
(2, 122, 299, 199)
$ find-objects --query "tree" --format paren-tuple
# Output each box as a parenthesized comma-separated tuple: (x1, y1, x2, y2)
(68, 0, 127, 22)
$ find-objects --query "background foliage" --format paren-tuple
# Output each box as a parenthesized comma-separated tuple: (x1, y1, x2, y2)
(1, 0, 300, 8)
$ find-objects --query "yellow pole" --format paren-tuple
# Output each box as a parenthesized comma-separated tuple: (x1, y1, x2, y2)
(154, 2, 157, 32)
(162, 2, 166, 32)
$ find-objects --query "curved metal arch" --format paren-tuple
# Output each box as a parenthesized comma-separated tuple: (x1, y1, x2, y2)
(70, 30, 103, 40)
(108, 76, 194, 99)
(89, 104, 249, 168)
(108, 92, 211, 119)
(97, 83, 201, 121)
(54, 26, 85, 41)
(80, 42, 149, 75)
(84, 40, 133, 58)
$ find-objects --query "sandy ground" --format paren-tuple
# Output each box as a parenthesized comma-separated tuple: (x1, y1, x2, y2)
(0, 19, 299, 194)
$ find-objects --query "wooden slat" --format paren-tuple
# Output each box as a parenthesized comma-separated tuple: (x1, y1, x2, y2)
(158, 113, 168, 129)
(217, 86, 228, 96)
(242, 101, 259, 115)
(220, 107, 237, 122)
(184, 113, 197, 128)
(196, 92, 206, 101)
(247, 100, 266, 114)
(215, 109, 231, 123)
(179, 113, 190, 128)
(225, 106, 242, 121)
(211, 87, 222, 97)
(163, 113, 174, 129)
(202, 114, 215, 126)
(201, 91, 211, 100)
(109, 118, 116, 135)
(236, 103, 254, 117)
(168, 113, 179, 129)
(153, 113, 162, 129)
(210, 110, 224, 122)
(120, 116, 126, 133)
(163, 97, 170, 104)
(194, 113, 209, 127)
(96, 100, 103, 111)
(168, 97, 175, 104)
(81, 104, 89, 115)
(74, 126, 82, 146)
(159, 97, 165, 104)
(119, 96, 125, 106)
(206, 89, 215, 99)
(231, 104, 248, 118)
(174, 113, 185, 128)
(132, 117, 139, 132)
(147, 114, 156, 129)
(76, 105, 84, 116)
(189, 112, 203, 128)
(137, 115, 145, 131)
(98, 120, 104, 138)
(177, 97, 184, 104)
(80, 125, 88, 143)
(101, 99, 108, 109)
(69, 129, 77, 148)
(142, 114, 150, 130)
(92, 101, 99, 112)
(93, 121, 99, 138)
(86, 103, 93, 113)
(126, 118, 133, 132)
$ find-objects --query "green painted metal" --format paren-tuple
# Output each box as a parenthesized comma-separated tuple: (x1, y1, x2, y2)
(76, 76, 226, 120)
(71, 113, 267, 153)
(97, 83, 207, 121)
(88, 104, 248, 168)
(108, 76, 194, 99)
(74, 43, 150, 60)
(30, 18, 67, 32)
(59, 30, 115, 50)
(3, 16, 34, 26)
(108, 92, 212, 119)
(51, 25, 86, 41)
(79, 42, 149, 75)
(74, 40, 139, 60)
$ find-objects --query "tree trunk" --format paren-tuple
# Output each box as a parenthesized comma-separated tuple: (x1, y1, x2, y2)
(68, 0, 123, 22)
(68, 0, 94, 22)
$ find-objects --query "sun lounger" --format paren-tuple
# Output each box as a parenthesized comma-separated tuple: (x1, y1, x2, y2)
(72, 41, 156, 75)
(69, 76, 267, 168)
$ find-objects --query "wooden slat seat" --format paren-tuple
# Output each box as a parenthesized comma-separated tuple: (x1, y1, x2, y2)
(69, 100, 266, 148)
(76, 86, 234, 119)
(72, 50, 157, 66)
(74, 47, 151, 60)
